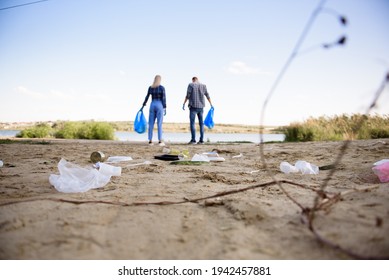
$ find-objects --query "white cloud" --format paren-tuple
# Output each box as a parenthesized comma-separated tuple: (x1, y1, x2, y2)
(50, 89, 74, 100)
(84, 93, 112, 102)
(226, 61, 272, 76)
(15, 86, 44, 99)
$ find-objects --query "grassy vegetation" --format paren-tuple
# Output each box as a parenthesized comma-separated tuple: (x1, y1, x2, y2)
(17, 121, 115, 140)
(282, 114, 389, 142)
(16, 123, 52, 138)
(53, 121, 115, 140)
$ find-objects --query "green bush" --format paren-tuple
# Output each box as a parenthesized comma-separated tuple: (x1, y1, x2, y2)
(19, 121, 115, 140)
(283, 114, 389, 142)
(17, 123, 52, 138)
(54, 122, 115, 140)
(53, 122, 80, 139)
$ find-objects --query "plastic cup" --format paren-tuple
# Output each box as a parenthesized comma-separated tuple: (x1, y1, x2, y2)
(98, 163, 121, 176)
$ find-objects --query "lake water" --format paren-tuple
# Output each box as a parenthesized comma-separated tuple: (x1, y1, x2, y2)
(0, 130, 285, 143)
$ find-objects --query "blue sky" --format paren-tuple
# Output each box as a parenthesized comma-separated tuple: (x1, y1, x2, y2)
(0, 0, 388, 126)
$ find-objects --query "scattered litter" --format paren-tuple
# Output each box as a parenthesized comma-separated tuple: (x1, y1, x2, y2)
(163, 148, 190, 159)
(295, 161, 319, 174)
(247, 170, 260, 174)
(126, 161, 152, 167)
(202, 152, 225, 162)
(232, 153, 243, 159)
(49, 158, 120, 193)
(202, 152, 218, 156)
(373, 159, 389, 166)
(106, 156, 133, 163)
(280, 160, 319, 175)
(191, 154, 210, 162)
(280, 162, 299, 174)
(154, 154, 180, 161)
(319, 164, 336, 170)
(95, 162, 122, 176)
(170, 161, 209, 165)
(372, 159, 389, 183)
(90, 151, 106, 163)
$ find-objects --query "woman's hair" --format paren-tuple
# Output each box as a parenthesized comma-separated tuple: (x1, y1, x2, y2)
(151, 75, 161, 88)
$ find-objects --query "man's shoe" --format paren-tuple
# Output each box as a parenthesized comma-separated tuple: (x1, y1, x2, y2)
(188, 140, 196, 145)
(197, 141, 205, 145)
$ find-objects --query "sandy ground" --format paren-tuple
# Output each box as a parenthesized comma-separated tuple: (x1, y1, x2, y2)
(0, 138, 388, 260)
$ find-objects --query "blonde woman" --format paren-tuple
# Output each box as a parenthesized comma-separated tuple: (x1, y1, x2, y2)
(142, 75, 166, 146)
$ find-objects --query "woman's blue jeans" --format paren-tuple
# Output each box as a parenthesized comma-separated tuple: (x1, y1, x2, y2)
(189, 107, 204, 142)
(148, 100, 164, 141)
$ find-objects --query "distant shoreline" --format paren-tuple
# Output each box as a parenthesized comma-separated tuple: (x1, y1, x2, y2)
(0, 121, 281, 134)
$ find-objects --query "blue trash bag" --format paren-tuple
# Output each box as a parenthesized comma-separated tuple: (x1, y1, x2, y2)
(204, 106, 214, 129)
(134, 109, 147, 134)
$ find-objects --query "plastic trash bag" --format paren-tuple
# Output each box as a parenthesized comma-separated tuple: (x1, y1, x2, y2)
(49, 158, 117, 193)
(204, 106, 214, 129)
(280, 160, 319, 175)
(134, 109, 147, 134)
(95, 162, 122, 176)
(372, 161, 389, 183)
(280, 162, 299, 174)
(295, 160, 319, 174)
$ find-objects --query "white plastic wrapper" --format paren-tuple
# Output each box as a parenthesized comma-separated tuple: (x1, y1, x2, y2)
(280, 160, 319, 175)
(106, 156, 133, 163)
(49, 158, 119, 193)
(295, 160, 319, 174)
(280, 162, 299, 174)
(191, 154, 210, 162)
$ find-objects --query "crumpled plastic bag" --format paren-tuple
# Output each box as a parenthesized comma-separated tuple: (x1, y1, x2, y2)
(49, 158, 113, 193)
(280, 160, 319, 175)
(372, 160, 389, 183)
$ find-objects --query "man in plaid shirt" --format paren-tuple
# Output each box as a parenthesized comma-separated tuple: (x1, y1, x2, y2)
(183, 77, 213, 144)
